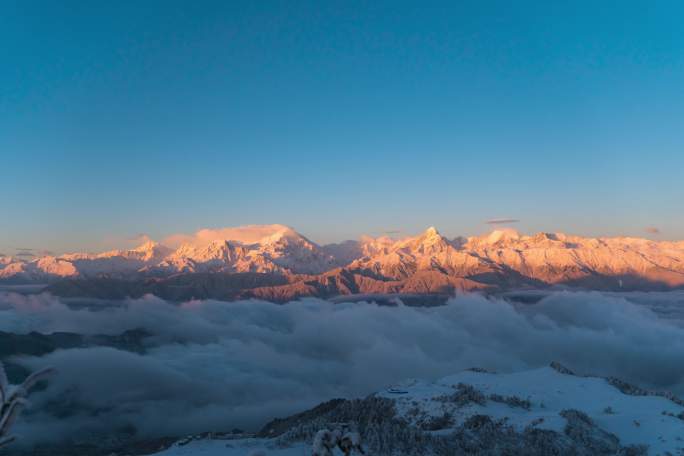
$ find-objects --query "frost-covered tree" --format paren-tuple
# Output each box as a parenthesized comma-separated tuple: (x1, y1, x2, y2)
(338, 431, 365, 455)
(0, 361, 55, 448)
(312, 429, 337, 456)
(312, 427, 365, 456)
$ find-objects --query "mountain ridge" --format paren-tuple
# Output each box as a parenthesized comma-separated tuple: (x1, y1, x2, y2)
(3, 225, 684, 297)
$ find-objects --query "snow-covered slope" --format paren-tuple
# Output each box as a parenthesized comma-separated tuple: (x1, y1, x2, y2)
(0, 243, 171, 282)
(349, 227, 493, 280)
(150, 224, 335, 275)
(347, 227, 684, 290)
(0, 225, 335, 282)
(377, 365, 683, 455)
(0, 256, 78, 283)
(151, 363, 683, 455)
(463, 229, 684, 288)
(154, 438, 308, 456)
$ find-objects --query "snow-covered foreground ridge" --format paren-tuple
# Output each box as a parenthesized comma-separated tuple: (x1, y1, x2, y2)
(3, 224, 684, 295)
(154, 363, 684, 456)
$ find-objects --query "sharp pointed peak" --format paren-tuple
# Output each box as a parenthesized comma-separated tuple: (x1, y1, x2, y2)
(396, 226, 448, 249)
(423, 226, 440, 236)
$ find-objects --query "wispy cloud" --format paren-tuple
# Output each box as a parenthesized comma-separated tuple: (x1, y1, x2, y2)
(15, 248, 35, 258)
(127, 233, 153, 243)
(485, 218, 520, 225)
(163, 225, 292, 248)
(645, 226, 660, 235)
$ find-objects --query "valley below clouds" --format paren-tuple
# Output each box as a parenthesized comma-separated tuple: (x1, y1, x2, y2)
(2, 290, 684, 450)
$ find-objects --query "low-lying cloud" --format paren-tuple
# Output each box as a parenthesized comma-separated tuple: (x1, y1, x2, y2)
(2, 290, 684, 447)
(127, 233, 153, 243)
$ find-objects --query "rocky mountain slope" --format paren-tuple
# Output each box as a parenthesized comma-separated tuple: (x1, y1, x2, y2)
(4, 225, 684, 298)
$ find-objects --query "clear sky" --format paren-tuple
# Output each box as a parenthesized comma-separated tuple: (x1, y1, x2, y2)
(2, 1, 684, 254)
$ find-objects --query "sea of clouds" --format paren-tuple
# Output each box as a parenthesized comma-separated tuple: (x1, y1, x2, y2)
(1, 290, 684, 447)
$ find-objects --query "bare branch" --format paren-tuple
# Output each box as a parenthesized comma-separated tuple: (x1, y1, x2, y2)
(0, 361, 55, 448)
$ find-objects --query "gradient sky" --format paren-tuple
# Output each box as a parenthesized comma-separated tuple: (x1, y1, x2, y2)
(2, 1, 684, 254)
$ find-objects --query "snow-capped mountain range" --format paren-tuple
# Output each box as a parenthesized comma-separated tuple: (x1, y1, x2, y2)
(0, 225, 336, 282)
(3, 224, 684, 296)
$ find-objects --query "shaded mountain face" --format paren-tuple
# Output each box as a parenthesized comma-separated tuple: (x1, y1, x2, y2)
(5, 225, 684, 298)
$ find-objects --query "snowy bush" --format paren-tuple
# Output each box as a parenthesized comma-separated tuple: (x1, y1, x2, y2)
(312, 429, 337, 456)
(436, 382, 486, 406)
(312, 427, 365, 455)
(0, 361, 55, 448)
(419, 412, 453, 431)
(560, 409, 619, 454)
(489, 393, 532, 410)
(338, 430, 364, 455)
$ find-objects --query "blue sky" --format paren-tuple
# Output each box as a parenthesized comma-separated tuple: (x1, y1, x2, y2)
(2, 1, 684, 253)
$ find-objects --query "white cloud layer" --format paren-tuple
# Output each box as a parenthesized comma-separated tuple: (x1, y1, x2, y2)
(161, 224, 296, 248)
(1, 290, 684, 446)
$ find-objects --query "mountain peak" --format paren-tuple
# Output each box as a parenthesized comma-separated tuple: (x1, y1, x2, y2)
(484, 228, 520, 244)
(133, 241, 162, 252)
(423, 226, 440, 237)
(391, 226, 449, 254)
(259, 224, 304, 244)
(418, 226, 447, 248)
